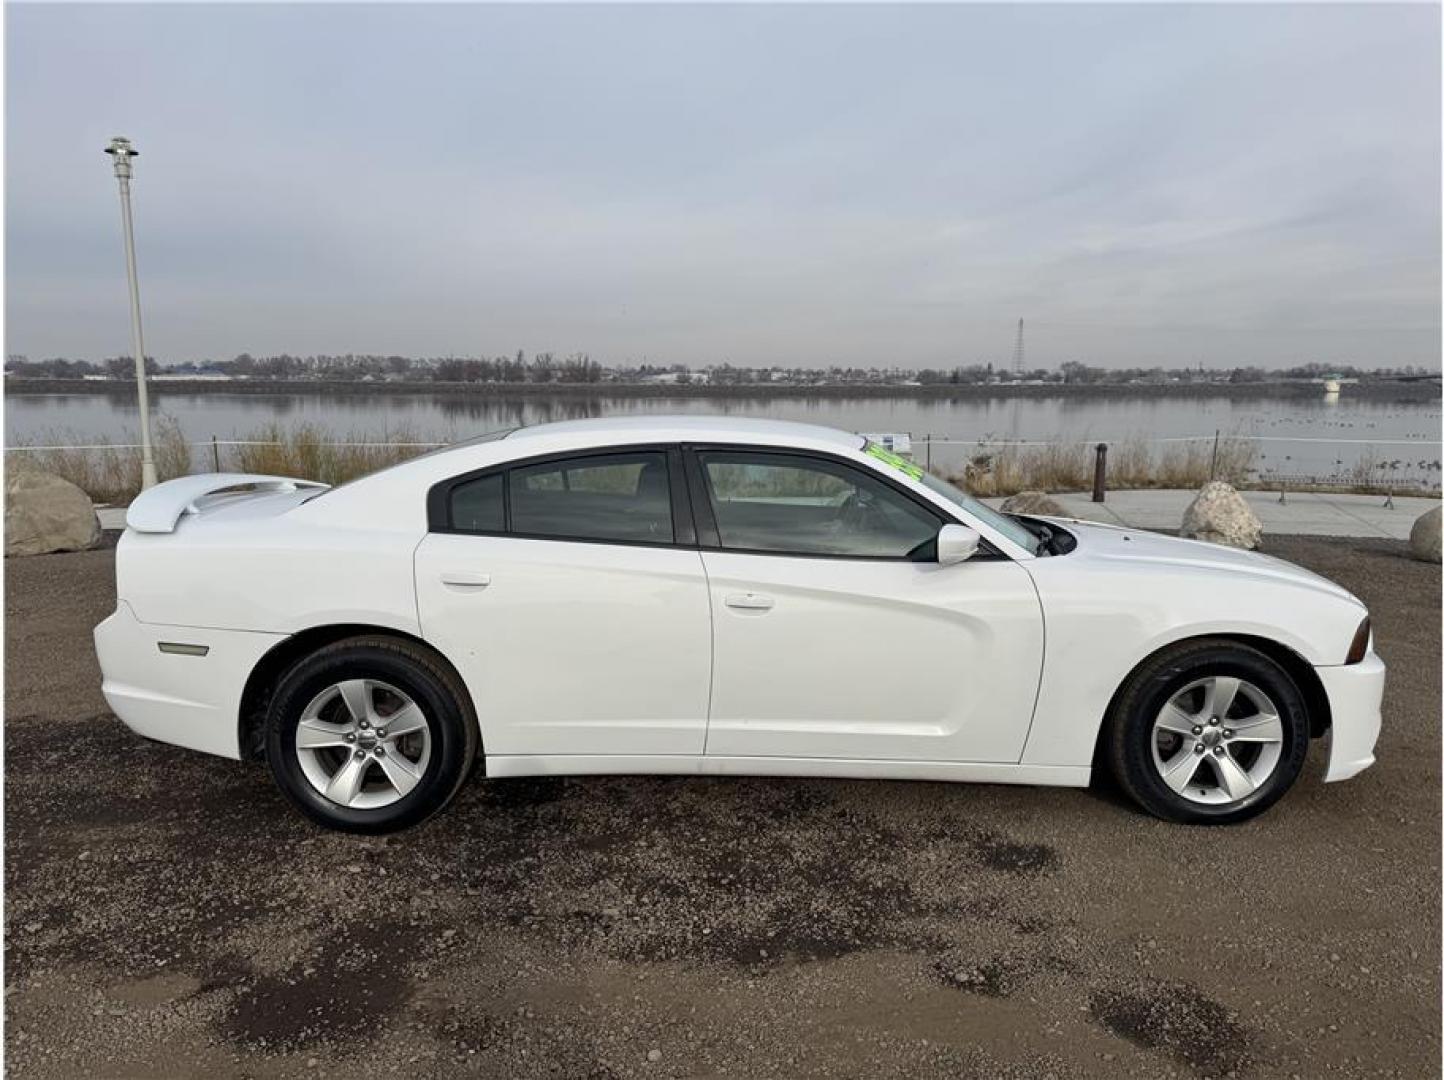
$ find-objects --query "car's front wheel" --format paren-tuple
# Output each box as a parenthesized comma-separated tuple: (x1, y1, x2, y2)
(265, 636, 478, 832)
(1106, 639, 1310, 824)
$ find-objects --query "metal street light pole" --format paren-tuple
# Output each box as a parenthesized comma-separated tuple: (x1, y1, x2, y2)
(104, 136, 157, 490)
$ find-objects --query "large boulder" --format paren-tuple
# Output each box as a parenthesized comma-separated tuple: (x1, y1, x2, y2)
(1180, 481, 1262, 549)
(1000, 490, 1070, 517)
(5, 469, 102, 557)
(1409, 505, 1441, 563)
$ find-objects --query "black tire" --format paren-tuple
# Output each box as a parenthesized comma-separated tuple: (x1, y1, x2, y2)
(1106, 639, 1310, 825)
(265, 636, 479, 833)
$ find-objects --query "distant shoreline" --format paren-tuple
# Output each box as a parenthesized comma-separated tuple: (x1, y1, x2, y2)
(5, 377, 1440, 403)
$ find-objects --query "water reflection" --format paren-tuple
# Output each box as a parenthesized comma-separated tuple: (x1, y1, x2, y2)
(5, 388, 1440, 486)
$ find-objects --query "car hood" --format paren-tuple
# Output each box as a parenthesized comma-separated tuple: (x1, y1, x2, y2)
(1046, 517, 1364, 608)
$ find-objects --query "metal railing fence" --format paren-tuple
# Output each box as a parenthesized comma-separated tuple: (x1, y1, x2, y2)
(6, 431, 1440, 501)
(6, 433, 1439, 453)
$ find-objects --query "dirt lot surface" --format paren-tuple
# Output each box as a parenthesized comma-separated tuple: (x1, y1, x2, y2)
(4, 537, 1439, 1078)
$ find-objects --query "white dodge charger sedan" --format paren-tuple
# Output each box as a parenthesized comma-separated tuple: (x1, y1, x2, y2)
(94, 416, 1384, 832)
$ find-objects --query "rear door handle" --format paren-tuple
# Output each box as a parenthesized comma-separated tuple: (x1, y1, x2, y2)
(724, 592, 774, 611)
(440, 571, 491, 588)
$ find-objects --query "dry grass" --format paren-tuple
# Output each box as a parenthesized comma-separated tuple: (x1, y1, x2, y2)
(226, 423, 438, 487)
(6, 420, 440, 503)
(6, 416, 194, 504)
(14, 423, 1432, 505)
(945, 436, 1257, 497)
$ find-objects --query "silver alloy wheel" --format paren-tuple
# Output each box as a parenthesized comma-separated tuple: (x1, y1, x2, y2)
(1150, 675, 1284, 806)
(294, 679, 432, 810)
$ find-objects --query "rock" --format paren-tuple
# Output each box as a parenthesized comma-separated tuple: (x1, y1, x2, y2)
(646, 1049, 662, 1063)
(1000, 491, 1070, 517)
(1180, 481, 1262, 549)
(1409, 505, 1440, 563)
(4, 470, 102, 557)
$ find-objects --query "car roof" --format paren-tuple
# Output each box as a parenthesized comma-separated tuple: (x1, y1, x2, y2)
(293, 413, 1035, 558)
(503, 414, 865, 450)
(302, 415, 867, 512)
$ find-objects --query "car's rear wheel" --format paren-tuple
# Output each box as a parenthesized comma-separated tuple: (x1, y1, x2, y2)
(1107, 639, 1310, 824)
(265, 636, 478, 832)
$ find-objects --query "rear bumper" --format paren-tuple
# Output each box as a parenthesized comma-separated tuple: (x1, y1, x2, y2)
(1317, 652, 1386, 783)
(93, 602, 286, 760)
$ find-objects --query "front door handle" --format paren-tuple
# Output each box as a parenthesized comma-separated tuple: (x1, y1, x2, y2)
(440, 571, 491, 588)
(724, 592, 774, 611)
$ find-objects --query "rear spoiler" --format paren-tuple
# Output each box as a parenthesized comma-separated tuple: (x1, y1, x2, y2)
(125, 473, 330, 534)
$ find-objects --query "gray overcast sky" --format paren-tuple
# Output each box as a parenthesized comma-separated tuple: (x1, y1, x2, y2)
(5, 3, 1440, 369)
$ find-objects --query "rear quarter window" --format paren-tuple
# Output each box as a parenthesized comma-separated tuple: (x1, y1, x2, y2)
(448, 473, 504, 533)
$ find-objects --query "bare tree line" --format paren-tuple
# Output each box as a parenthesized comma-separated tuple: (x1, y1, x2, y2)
(5, 351, 1436, 387)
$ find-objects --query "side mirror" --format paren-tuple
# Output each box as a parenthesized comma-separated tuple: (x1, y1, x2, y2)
(937, 523, 981, 565)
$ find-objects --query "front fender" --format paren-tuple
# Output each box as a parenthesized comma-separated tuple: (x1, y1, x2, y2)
(1018, 554, 1367, 770)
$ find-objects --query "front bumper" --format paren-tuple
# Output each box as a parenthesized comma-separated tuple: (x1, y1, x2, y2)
(1318, 652, 1386, 783)
(93, 602, 286, 760)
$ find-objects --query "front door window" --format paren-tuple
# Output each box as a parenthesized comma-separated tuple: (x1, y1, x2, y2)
(697, 451, 938, 558)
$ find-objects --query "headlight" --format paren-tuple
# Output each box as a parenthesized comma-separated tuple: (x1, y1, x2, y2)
(1346, 616, 1371, 665)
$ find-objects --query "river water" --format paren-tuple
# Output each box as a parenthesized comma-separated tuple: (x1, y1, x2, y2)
(5, 388, 1441, 487)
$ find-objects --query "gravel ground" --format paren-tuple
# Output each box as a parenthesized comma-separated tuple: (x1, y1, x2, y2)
(4, 536, 1439, 1079)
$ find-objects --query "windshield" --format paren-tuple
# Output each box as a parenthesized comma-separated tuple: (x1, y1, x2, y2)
(862, 442, 1037, 552)
(915, 470, 1040, 552)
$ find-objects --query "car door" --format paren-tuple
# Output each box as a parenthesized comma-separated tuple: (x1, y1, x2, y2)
(414, 446, 712, 758)
(687, 446, 1044, 764)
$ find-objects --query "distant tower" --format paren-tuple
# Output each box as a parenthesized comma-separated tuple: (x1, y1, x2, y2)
(1011, 318, 1025, 376)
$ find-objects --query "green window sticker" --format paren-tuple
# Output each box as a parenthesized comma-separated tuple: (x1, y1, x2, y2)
(865, 441, 924, 480)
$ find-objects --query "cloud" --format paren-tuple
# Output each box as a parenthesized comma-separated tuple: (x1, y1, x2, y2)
(5, 3, 1439, 368)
